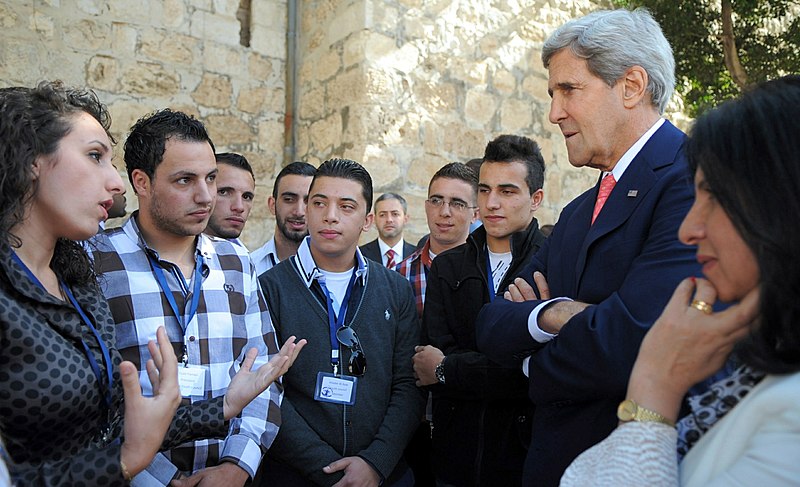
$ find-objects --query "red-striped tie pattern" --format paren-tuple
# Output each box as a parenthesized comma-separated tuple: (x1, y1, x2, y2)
(385, 249, 397, 269)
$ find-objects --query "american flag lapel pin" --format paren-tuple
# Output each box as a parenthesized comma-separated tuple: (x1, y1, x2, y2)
(627, 190, 638, 197)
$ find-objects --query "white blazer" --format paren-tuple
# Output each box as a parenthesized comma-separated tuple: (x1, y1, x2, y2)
(561, 371, 800, 487)
(682, 371, 800, 486)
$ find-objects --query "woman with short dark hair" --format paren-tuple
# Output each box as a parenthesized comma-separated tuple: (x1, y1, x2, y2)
(562, 75, 800, 486)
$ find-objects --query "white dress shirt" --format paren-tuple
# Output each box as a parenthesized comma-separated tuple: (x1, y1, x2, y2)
(250, 238, 279, 276)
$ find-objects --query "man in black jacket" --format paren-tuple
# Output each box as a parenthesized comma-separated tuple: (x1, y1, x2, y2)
(412, 135, 546, 486)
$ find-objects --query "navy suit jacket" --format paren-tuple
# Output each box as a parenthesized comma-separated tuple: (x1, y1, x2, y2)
(359, 238, 415, 267)
(476, 121, 701, 486)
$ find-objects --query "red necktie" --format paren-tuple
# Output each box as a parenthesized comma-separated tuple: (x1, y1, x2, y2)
(591, 174, 617, 225)
(385, 249, 397, 269)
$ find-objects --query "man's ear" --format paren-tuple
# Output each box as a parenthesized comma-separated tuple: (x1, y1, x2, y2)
(362, 212, 375, 233)
(131, 168, 151, 196)
(621, 65, 649, 109)
(268, 195, 277, 216)
(530, 188, 544, 212)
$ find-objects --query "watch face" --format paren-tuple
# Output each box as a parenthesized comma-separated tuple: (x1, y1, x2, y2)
(617, 400, 636, 422)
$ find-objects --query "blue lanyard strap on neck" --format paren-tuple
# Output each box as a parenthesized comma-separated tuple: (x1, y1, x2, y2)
(63, 284, 114, 411)
(10, 251, 114, 413)
(147, 252, 203, 333)
(319, 269, 358, 368)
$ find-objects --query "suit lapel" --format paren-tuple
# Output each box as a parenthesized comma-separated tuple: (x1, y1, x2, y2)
(573, 121, 685, 286)
(365, 240, 379, 261)
(403, 241, 416, 261)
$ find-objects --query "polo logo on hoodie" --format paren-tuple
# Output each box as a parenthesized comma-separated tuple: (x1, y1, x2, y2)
(385, 309, 391, 321)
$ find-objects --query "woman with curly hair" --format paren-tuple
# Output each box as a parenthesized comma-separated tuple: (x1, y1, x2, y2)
(0, 82, 302, 485)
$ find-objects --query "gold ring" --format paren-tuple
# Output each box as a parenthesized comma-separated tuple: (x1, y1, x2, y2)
(689, 299, 713, 315)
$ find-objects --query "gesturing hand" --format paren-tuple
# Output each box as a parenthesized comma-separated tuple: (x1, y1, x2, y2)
(170, 462, 249, 487)
(324, 456, 380, 487)
(223, 336, 307, 420)
(120, 326, 182, 477)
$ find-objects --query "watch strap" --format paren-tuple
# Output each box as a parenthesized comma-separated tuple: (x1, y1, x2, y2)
(434, 359, 446, 384)
(617, 399, 674, 427)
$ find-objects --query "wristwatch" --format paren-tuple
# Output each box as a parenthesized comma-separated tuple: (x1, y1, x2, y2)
(617, 399, 674, 427)
(434, 358, 446, 385)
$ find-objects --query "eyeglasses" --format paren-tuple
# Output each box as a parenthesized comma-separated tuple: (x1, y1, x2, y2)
(336, 325, 367, 376)
(425, 196, 476, 212)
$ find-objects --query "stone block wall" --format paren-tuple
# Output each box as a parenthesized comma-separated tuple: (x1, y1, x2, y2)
(0, 0, 288, 248)
(4, 0, 678, 250)
(293, 0, 611, 245)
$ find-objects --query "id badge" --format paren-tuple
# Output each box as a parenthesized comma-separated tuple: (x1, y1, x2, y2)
(178, 365, 206, 397)
(314, 372, 358, 405)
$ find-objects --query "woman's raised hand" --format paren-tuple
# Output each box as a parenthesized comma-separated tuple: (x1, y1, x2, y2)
(626, 277, 759, 423)
(119, 326, 182, 477)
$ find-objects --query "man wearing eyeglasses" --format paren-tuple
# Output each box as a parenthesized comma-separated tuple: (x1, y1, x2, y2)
(412, 135, 546, 486)
(395, 162, 478, 486)
(396, 162, 479, 318)
(259, 158, 425, 487)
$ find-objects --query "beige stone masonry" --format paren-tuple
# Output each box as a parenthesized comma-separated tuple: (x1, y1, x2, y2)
(0, 0, 289, 248)
(294, 0, 614, 245)
(191, 73, 233, 109)
(2, 0, 693, 250)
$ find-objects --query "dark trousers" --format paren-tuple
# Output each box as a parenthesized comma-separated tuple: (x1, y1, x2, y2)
(404, 420, 435, 487)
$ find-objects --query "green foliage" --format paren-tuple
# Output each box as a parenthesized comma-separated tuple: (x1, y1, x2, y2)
(612, 0, 800, 116)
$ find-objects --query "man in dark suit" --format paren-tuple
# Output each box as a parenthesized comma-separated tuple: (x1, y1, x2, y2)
(476, 9, 701, 486)
(360, 193, 415, 268)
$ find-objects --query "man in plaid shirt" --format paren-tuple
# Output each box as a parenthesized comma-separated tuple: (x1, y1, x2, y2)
(92, 110, 282, 486)
(394, 162, 478, 486)
(396, 162, 479, 317)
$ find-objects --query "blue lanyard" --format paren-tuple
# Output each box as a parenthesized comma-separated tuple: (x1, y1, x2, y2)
(10, 251, 113, 412)
(318, 269, 358, 371)
(147, 253, 203, 333)
(63, 285, 114, 412)
(485, 250, 496, 302)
